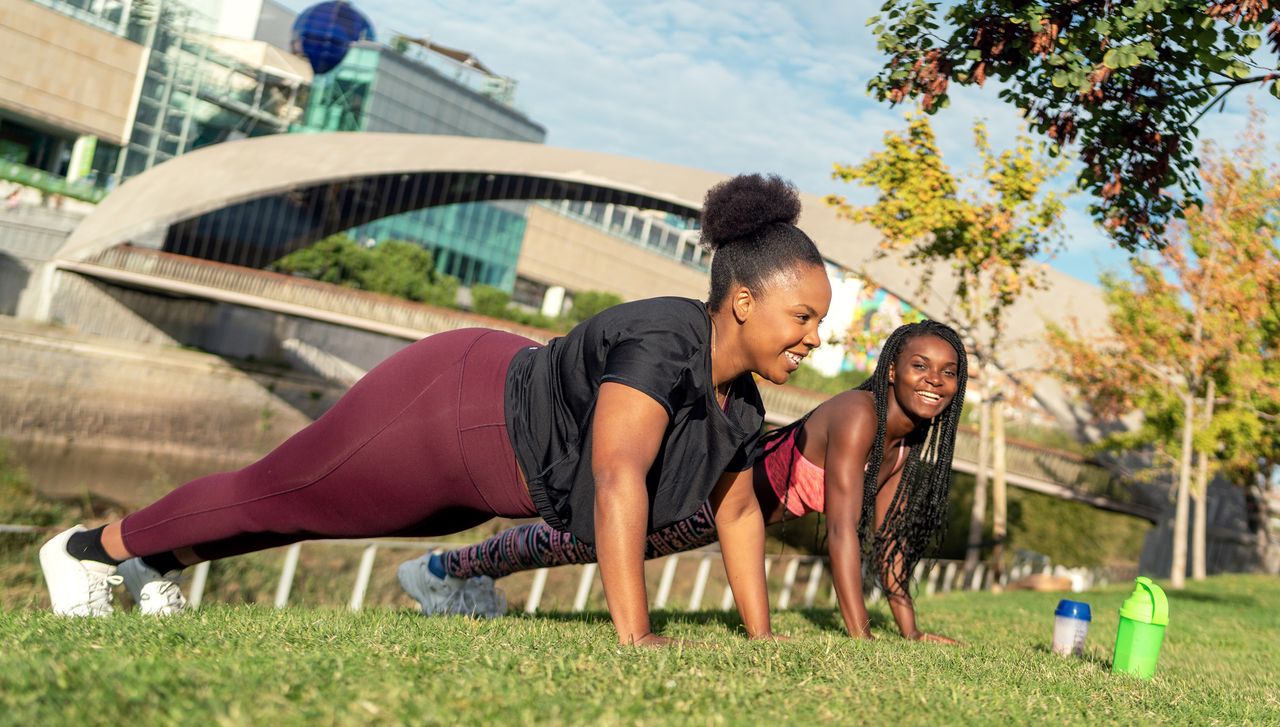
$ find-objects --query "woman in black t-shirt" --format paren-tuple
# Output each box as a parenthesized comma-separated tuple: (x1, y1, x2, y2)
(39, 174, 832, 646)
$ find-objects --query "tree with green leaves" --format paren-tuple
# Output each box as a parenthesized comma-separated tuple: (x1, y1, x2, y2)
(271, 235, 459, 308)
(1048, 119, 1280, 583)
(567, 290, 624, 325)
(829, 111, 1069, 582)
(867, 0, 1279, 250)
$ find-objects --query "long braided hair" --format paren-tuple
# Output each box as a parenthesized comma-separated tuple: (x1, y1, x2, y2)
(760, 320, 968, 597)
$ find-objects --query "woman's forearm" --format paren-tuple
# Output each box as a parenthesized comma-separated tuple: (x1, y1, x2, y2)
(595, 475, 653, 644)
(715, 505, 771, 636)
(827, 530, 872, 637)
(886, 590, 921, 638)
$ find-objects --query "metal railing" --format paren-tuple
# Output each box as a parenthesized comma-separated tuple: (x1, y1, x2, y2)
(9, 521, 1126, 613)
(2, 161, 109, 204)
(171, 537, 1120, 613)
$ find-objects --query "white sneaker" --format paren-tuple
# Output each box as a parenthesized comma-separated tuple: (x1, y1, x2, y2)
(39, 525, 123, 617)
(118, 558, 187, 615)
(463, 576, 508, 618)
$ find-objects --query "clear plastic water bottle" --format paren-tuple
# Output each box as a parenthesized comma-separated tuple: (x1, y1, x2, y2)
(1052, 599, 1092, 657)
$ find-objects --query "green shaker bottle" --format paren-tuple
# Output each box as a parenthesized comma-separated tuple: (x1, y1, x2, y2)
(1112, 576, 1169, 679)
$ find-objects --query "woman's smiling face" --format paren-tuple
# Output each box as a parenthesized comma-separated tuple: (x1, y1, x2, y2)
(738, 263, 832, 385)
(890, 333, 961, 421)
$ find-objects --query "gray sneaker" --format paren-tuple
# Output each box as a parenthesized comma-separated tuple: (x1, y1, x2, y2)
(463, 576, 508, 618)
(118, 558, 187, 615)
(398, 553, 480, 616)
(39, 525, 123, 617)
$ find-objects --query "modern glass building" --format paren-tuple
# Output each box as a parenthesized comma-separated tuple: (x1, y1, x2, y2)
(116, 1, 308, 180)
(4, 0, 309, 192)
(294, 38, 546, 289)
(347, 201, 528, 290)
(296, 40, 544, 142)
(538, 199, 707, 272)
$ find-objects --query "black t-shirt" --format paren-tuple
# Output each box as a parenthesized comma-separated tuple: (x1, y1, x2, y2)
(504, 297, 764, 544)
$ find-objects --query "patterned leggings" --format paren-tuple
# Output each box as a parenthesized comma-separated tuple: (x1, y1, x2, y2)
(441, 504, 719, 579)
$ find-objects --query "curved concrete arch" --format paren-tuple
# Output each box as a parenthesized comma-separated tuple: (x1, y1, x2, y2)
(56, 133, 1111, 422)
(60, 134, 733, 261)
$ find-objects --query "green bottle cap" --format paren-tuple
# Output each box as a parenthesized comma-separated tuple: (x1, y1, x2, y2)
(1118, 576, 1169, 625)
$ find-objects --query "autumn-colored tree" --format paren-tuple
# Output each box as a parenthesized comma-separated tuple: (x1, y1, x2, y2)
(828, 111, 1069, 581)
(866, 0, 1279, 251)
(1049, 118, 1280, 584)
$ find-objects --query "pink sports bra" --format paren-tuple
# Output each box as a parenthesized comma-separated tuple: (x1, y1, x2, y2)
(763, 427, 908, 518)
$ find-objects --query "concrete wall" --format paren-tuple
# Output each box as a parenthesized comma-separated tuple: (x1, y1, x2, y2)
(0, 315, 346, 506)
(1139, 483, 1258, 576)
(516, 204, 709, 302)
(43, 270, 410, 373)
(0, 205, 80, 316)
(0, 0, 143, 143)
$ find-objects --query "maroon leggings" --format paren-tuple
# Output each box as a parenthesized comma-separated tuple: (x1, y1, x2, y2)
(120, 329, 540, 562)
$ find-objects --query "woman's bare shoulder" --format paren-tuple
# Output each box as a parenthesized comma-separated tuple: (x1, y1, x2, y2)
(814, 389, 878, 441)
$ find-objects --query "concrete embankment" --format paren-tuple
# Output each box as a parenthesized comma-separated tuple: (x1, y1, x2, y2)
(0, 315, 345, 506)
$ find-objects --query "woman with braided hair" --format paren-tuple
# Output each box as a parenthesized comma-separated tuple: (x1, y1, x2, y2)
(402, 321, 967, 644)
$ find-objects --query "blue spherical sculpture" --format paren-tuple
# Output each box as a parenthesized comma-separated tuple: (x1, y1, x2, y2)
(291, 1, 375, 75)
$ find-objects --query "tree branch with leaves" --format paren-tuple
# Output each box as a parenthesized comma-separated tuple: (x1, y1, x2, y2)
(867, 0, 1280, 251)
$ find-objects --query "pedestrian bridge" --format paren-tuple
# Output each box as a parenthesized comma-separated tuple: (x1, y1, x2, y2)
(54, 133, 1110, 391)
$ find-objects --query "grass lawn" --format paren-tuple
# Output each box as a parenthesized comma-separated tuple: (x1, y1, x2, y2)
(1, 575, 1276, 726)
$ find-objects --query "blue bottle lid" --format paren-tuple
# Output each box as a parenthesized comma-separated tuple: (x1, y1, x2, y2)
(1055, 599, 1092, 621)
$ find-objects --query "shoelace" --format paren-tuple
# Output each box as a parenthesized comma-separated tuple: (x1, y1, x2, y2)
(443, 583, 480, 616)
(83, 573, 124, 615)
(144, 578, 186, 608)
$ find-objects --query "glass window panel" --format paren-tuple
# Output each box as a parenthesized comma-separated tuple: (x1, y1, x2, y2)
(134, 102, 160, 128)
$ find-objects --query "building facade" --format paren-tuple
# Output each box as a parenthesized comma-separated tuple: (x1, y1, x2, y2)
(292, 37, 547, 290)
(1, 0, 310, 194)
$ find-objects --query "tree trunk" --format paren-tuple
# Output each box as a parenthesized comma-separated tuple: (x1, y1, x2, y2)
(1192, 379, 1215, 581)
(991, 397, 1007, 586)
(1191, 475, 1208, 581)
(963, 379, 992, 579)
(1171, 391, 1195, 589)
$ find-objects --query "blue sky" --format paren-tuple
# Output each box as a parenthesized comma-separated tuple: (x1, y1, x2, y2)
(283, 0, 1266, 286)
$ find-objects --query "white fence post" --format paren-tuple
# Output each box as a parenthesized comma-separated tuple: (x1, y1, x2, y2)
(655, 556, 680, 609)
(802, 559, 824, 608)
(777, 558, 802, 609)
(274, 543, 303, 608)
(188, 561, 210, 609)
(968, 563, 985, 592)
(688, 556, 713, 610)
(524, 568, 549, 613)
(572, 563, 597, 612)
(941, 562, 958, 593)
(349, 544, 378, 611)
